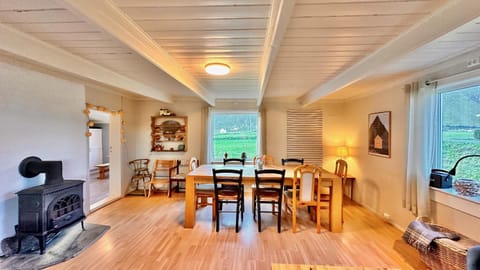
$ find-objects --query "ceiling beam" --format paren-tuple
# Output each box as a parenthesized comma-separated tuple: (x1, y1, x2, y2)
(257, 0, 296, 107)
(59, 0, 215, 106)
(0, 23, 173, 102)
(298, 0, 480, 107)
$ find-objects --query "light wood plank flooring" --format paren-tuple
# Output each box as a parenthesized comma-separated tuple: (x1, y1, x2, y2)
(48, 193, 427, 270)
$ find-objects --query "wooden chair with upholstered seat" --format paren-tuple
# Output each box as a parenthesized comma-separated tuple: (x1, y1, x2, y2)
(148, 160, 176, 197)
(283, 164, 322, 233)
(253, 169, 285, 233)
(318, 159, 348, 225)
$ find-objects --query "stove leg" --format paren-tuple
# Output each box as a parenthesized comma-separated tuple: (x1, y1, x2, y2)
(37, 236, 45, 254)
(16, 236, 23, 253)
(81, 220, 85, 231)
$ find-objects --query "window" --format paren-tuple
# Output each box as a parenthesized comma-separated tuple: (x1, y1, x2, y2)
(439, 85, 480, 181)
(210, 112, 259, 161)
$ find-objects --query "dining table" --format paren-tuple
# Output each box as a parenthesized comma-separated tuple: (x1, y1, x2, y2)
(184, 164, 343, 232)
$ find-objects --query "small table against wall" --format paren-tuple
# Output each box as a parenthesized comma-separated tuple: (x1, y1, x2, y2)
(96, 163, 109, 180)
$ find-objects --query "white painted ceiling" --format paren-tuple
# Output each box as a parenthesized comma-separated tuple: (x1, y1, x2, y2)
(1, 0, 480, 106)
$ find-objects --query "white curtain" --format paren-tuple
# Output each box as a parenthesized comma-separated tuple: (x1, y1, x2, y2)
(404, 81, 438, 217)
(201, 106, 213, 164)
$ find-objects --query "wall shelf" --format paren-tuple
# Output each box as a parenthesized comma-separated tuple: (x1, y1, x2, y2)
(151, 115, 187, 152)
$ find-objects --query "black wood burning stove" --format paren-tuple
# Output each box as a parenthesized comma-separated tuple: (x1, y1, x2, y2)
(16, 156, 85, 254)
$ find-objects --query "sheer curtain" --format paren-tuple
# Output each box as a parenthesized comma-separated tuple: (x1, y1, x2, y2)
(404, 81, 438, 217)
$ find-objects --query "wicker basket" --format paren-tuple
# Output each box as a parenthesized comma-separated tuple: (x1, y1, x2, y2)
(419, 224, 479, 270)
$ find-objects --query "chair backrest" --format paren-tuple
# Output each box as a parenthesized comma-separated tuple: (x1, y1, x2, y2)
(254, 169, 285, 192)
(212, 169, 243, 198)
(281, 158, 304, 166)
(335, 159, 348, 180)
(293, 164, 321, 204)
(223, 158, 245, 166)
(152, 160, 176, 178)
(253, 155, 275, 166)
(189, 157, 199, 171)
(129, 159, 150, 175)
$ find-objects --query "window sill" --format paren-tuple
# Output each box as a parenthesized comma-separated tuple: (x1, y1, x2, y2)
(430, 187, 480, 217)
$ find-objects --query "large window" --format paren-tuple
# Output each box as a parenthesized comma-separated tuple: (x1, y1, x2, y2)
(439, 85, 480, 181)
(211, 112, 259, 161)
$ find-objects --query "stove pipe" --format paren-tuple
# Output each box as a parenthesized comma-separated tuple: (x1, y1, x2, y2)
(18, 156, 64, 185)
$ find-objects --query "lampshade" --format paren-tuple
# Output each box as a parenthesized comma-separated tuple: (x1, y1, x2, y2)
(337, 146, 349, 159)
(205, 63, 230, 75)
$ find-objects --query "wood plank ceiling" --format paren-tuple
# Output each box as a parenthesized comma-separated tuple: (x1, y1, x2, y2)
(1, 0, 480, 105)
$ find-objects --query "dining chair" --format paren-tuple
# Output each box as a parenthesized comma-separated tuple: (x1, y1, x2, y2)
(253, 169, 285, 233)
(223, 158, 245, 166)
(251, 154, 276, 213)
(281, 158, 304, 192)
(281, 158, 304, 166)
(284, 164, 322, 233)
(148, 159, 176, 197)
(212, 168, 244, 232)
(128, 158, 151, 197)
(319, 159, 348, 224)
(193, 157, 216, 220)
(170, 160, 186, 193)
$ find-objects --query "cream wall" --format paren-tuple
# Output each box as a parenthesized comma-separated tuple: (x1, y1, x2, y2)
(0, 60, 87, 245)
(343, 83, 480, 241)
(343, 85, 415, 228)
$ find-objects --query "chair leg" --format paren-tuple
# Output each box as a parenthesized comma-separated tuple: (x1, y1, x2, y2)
(251, 188, 256, 215)
(292, 202, 297, 233)
(212, 197, 216, 221)
(257, 197, 262, 232)
(316, 204, 321, 233)
(277, 200, 282, 233)
(253, 194, 257, 221)
(215, 200, 220, 232)
(235, 200, 240, 233)
(168, 181, 172, 198)
(148, 183, 152, 197)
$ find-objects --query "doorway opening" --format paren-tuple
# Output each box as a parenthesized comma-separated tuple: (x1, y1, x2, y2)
(88, 110, 110, 209)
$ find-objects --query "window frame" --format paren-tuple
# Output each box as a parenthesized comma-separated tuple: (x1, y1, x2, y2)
(432, 74, 480, 208)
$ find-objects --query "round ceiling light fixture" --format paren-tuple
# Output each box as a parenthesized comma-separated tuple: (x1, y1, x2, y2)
(205, 63, 230, 75)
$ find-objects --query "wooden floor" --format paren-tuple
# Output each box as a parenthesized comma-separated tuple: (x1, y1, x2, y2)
(48, 192, 427, 270)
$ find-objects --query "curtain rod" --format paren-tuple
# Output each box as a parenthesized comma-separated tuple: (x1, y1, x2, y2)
(425, 66, 480, 86)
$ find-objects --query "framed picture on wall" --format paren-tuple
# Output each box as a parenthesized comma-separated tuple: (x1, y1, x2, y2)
(368, 111, 391, 158)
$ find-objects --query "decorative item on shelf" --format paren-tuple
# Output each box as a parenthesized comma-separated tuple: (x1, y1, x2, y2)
(178, 144, 185, 151)
(154, 144, 164, 151)
(87, 120, 95, 127)
(170, 147, 174, 151)
(453, 179, 480, 196)
(159, 108, 175, 116)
